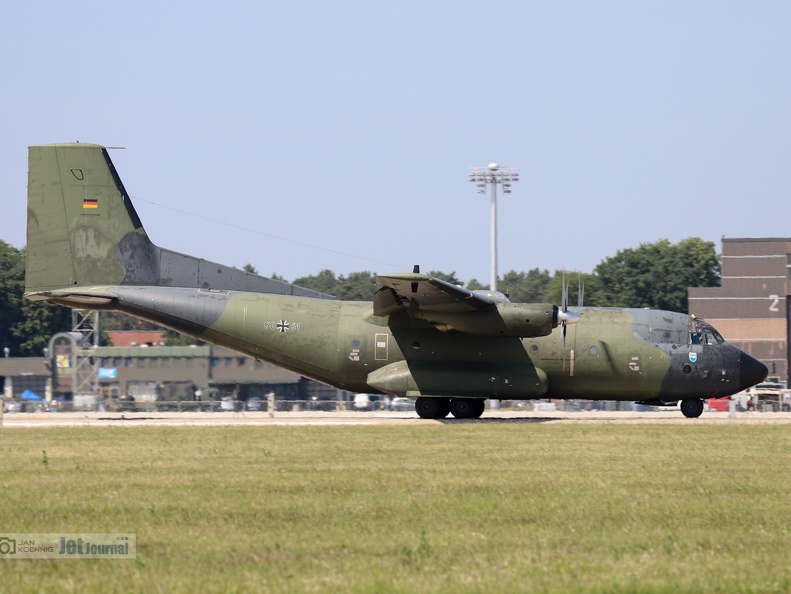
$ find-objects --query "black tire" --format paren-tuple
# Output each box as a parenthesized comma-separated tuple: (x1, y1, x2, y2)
(450, 398, 481, 419)
(415, 397, 449, 419)
(680, 398, 704, 418)
(472, 399, 486, 418)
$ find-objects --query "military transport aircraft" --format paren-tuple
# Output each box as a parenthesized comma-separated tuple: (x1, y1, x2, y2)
(24, 143, 768, 419)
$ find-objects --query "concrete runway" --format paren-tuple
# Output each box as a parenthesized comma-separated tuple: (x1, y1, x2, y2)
(2, 410, 790, 427)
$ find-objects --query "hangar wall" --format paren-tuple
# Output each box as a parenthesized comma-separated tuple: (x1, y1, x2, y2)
(689, 238, 791, 383)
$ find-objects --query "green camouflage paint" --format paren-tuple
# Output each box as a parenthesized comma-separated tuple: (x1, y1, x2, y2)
(24, 143, 768, 418)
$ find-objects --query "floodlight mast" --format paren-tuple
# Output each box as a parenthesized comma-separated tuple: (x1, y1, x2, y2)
(468, 163, 519, 292)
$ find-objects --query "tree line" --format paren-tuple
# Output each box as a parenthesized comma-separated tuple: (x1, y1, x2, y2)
(288, 237, 720, 311)
(0, 237, 719, 356)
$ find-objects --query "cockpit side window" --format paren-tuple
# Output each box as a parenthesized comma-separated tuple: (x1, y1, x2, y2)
(688, 317, 725, 345)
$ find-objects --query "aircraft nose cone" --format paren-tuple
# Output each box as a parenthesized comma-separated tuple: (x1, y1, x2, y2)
(740, 352, 768, 391)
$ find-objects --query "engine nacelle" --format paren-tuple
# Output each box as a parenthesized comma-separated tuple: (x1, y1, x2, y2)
(414, 302, 558, 337)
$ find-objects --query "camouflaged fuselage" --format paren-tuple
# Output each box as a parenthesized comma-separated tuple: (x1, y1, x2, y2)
(25, 143, 767, 406)
(47, 285, 755, 402)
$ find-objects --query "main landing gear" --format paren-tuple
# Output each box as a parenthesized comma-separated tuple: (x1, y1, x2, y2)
(415, 397, 485, 420)
(680, 398, 704, 419)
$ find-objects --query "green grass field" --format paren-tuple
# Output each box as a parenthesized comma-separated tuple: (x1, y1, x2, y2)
(0, 423, 789, 593)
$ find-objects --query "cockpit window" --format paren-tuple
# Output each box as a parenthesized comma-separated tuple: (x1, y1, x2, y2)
(688, 316, 725, 345)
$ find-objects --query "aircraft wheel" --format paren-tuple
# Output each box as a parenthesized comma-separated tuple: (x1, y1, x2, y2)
(680, 398, 704, 418)
(415, 397, 449, 419)
(472, 399, 486, 418)
(450, 398, 481, 419)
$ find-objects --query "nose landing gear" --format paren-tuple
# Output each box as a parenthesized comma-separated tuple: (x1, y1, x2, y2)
(680, 398, 704, 418)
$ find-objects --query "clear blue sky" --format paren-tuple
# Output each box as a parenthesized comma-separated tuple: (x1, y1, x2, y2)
(3, 1, 789, 285)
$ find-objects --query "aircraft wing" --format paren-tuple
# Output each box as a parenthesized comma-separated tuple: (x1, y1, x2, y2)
(374, 272, 561, 338)
(374, 273, 503, 316)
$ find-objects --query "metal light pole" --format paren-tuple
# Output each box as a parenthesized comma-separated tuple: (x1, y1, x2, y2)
(468, 163, 519, 292)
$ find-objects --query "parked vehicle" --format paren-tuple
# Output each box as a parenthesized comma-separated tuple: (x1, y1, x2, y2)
(2, 400, 22, 413)
(391, 397, 415, 411)
(353, 394, 380, 411)
(742, 377, 789, 412)
(308, 396, 337, 411)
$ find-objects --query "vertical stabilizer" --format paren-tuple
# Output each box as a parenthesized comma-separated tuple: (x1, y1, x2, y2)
(26, 143, 147, 294)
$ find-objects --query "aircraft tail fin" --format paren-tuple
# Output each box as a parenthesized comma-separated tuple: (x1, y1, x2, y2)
(26, 143, 146, 295)
(25, 143, 334, 300)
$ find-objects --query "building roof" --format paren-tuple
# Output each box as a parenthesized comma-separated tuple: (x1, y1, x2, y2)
(0, 357, 48, 376)
(722, 237, 791, 244)
(106, 331, 167, 347)
(96, 346, 212, 358)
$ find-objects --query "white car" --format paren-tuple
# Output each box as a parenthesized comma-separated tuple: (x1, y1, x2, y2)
(390, 397, 415, 411)
(3, 400, 22, 413)
(353, 393, 380, 411)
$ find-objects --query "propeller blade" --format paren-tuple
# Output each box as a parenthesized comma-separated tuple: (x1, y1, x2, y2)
(561, 268, 568, 371)
(558, 267, 581, 373)
(561, 318, 567, 373)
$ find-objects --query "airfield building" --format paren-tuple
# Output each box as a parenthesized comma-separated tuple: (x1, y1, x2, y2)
(0, 343, 337, 409)
(689, 237, 791, 384)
